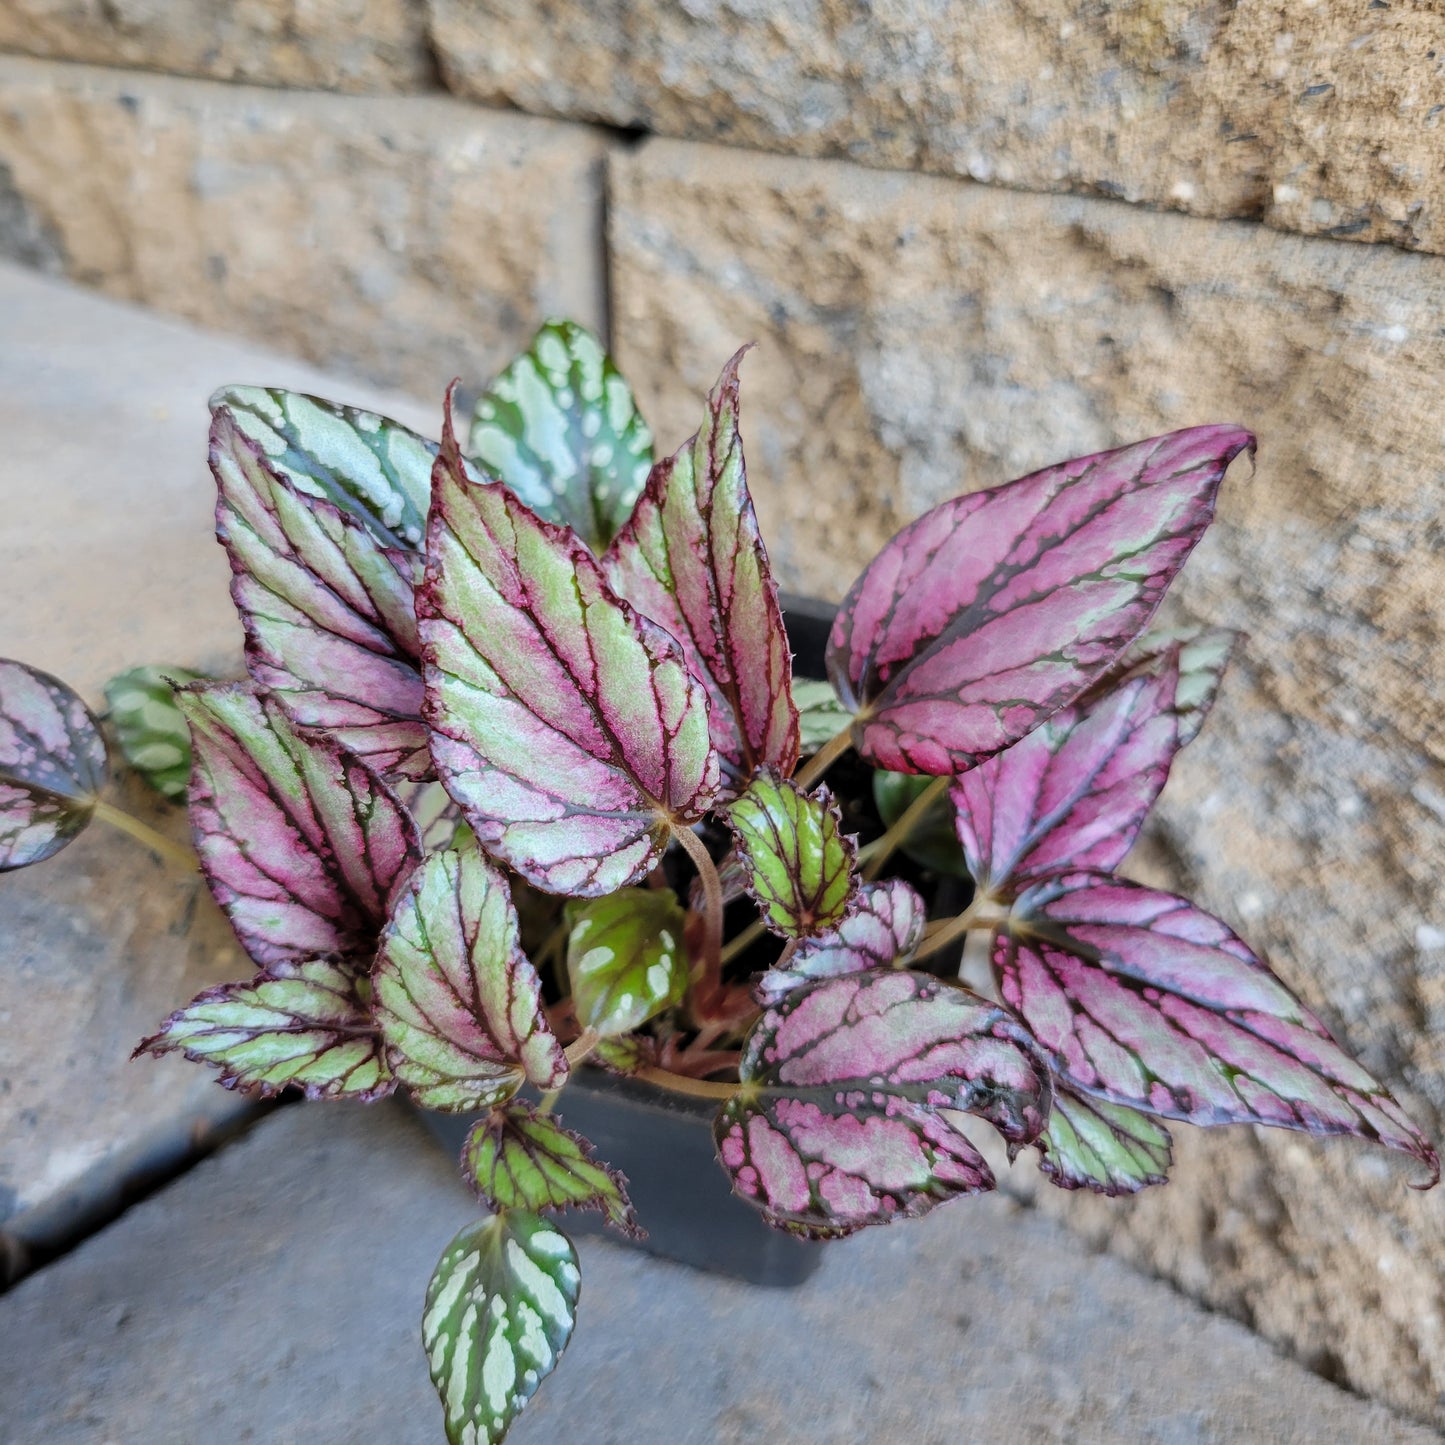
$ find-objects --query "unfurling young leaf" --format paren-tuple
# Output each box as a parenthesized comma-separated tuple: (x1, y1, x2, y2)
(872, 770, 969, 877)
(951, 658, 1183, 894)
(211, 407, 430, 779)
(827, 426, 1255, 774)
(424, 1211, 580, 1445)
(606, 348, 798, 794)
(0, 659, 108, 871)
(726, 772, 856, 937)
(372, 837, 567, 1111)
(420, 414, 719, 897)
(213, 385, 436, 550)
(470, 319, 653, 554)
(995, 873, 1440, 1183)
(104, 665, 204, 801)
(793, 678, 852, 754)
(754, 878, 927, 1006)
(1035, 1088, 1173, 1196)
(462, 1101, 640, 1237)
(564, 888, 687, 1036)
(179, 683, 421, 967)
(716, 970, 1050, 1236)
(136, 957, 392, 1101)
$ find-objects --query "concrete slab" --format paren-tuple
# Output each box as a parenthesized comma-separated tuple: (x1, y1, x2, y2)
(0, 1100, 1432, 1443)
(0, 263, 438, 1275)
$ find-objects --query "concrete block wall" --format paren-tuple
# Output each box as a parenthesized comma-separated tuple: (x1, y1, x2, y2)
(1, 3, 1442, 1426)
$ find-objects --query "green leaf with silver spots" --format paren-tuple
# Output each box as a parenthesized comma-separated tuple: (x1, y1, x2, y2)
(565, 887, 687, 1036)
(104, 666, 204, 801)
(423, 1211, 580, 1445)
(1035, 1088, 1173, 1196)
(212, 385, 436, 549)
(463, 1101, 641, 1237)
(469, 320, 652, 552)
(726, 771, 857, 937)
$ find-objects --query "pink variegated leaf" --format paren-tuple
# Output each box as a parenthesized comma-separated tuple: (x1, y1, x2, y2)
(995, 873, 1439, 1184)
(373, 836, 567, 1111)
(606, 349, 797, 794)
(827, 427, 1255, 774)
(0, 659, 108, 870)
(420, 410, 719, 897)
(952, 658, 1182, 893)
(136, 956, 393, 1101)
(211, 406, 430, 780)
(755, 879, 927, 1006)
(179, 682, 421, 968)
(716, 969, 1051, 1237)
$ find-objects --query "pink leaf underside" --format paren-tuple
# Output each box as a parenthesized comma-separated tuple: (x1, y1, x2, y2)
(826, 426, 1255, 774)
(951, 658, 1183, 894)
(179, 682, 421, 968)
(211, 407, 430, 780)
(419, 419, 719, 896)
(0, 659, 107, 870)
(605, 348, 798, 796)
(995, 873, 1439, 1182)
(372, 840, 567, 1109)
(755, 879, 928, 1006)
(716, 969, 1050, 1236)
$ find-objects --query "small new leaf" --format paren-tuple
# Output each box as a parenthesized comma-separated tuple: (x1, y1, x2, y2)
(421, 412, 719, 896)
(105, 665, 204, 801)
(423, 1211, 580, 1445)
(211, 407, 429, 779)
(755, 879, 927, 1006)
(996, 873, 1440, 1184)
(828, 426, 1254, 774)
(793, 678, 851, 754)
(179, 683, 421, 967)
(1036, 1088, 1172, 1196)
(470, 319, 653, 553)
(717, 970, 1050, 1236)
(606, 348, 798, 793)
(213, 385, 436, 549)
(565, 888, 687, 1037)
(373, 837, 567, 1111)
(136, 957, 392, 1100)
(726, 772, 856, 937)
(462, 1101, 641, 1237)
(0, 659, 107, 870)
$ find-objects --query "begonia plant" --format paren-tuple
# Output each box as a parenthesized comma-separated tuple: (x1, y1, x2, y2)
(2, 321, 1436, 1445)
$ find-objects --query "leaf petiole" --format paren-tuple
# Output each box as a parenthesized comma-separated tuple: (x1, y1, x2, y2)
(793, 722, 854, 793)
(91, 799, 197, 870)
(862, 774, 950, 881)
(909, 896, 1009, 965)
(632, 1064, 740, 1101)
(672, 823, 724, 1002)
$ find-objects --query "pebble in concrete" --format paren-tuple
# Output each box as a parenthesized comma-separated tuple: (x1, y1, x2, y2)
(0, 1100, 1432, 1443)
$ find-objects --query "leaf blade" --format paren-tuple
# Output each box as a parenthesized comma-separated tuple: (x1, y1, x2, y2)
(606, 349, 798, 792)
(373, 837, 567, 1111)
(1035, 1088, 1173, 1195)
(136, 957, 393, 1100)
(995, 873, 1439, 1182)
(420, 415, 719, 896)
(462, 1102, 641, 1237)
(726, 772, 857, 938)
(423, 1212, 580, 1445)
(828, 426, 1254, 774)
(564, 887, 688, 1036)
(104, 665, 204, 801)
(470, 319, 653, 553)
(0, 659, 107, 870)
(178, 682, 421, 967)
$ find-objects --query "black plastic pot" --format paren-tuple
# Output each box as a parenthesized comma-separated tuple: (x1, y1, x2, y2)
(414, 596, 950, 1286)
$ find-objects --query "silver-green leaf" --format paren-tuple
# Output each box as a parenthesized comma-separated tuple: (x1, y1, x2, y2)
(104, 665, 204, 801)
(564, 887, 688, 1036)
(423, 1211, 580, 1445)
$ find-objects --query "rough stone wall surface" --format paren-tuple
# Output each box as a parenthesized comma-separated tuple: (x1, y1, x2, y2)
(0, 57, 610, 399)
(609, 137, 1445, 1427)
(0, 0, 433, 92)
(432, 0, 1445, 255)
